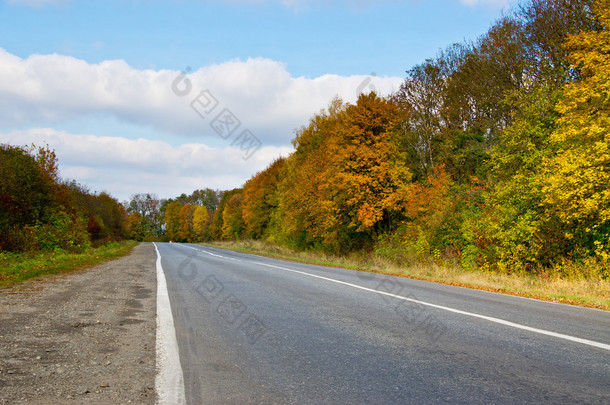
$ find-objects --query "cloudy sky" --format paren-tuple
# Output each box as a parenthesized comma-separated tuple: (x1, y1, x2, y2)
(0, 0, 517, 202)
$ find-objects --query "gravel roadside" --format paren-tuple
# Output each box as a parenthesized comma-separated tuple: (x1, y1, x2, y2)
(0, 242, 157, 404)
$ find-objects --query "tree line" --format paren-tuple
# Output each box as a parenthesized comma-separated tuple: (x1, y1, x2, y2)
(123, 189, 223, 242)
(205, 0, 610, 276)
(1, 144, 125, 252)
(0, 142, 225, 251)
(5, 0, 607, 279)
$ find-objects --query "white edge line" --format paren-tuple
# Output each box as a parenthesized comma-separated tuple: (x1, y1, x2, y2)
(154, 243, 186, 405)
(186, 244, 610, 352)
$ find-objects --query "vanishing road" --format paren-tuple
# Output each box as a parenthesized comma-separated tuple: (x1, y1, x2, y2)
(154, 242, 610, 404)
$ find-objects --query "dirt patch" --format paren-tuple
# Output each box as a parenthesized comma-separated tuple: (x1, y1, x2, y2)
(0, 243, 157, 404)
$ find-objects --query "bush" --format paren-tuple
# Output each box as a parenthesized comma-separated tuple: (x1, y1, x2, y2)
(34, 211, 91, 253)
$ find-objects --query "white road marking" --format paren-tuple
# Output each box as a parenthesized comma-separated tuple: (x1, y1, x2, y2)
(154, 243, 186, 405)
(183, 244, 610, 352)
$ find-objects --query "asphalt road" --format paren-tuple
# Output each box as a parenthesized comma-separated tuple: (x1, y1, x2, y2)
(155, 242, 610, 404)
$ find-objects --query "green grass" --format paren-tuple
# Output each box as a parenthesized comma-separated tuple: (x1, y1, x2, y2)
(205, 240, 610, 311)
(0, 241, 139, 289)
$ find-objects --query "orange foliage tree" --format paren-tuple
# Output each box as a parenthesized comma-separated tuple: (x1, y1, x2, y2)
(277, 93, 412, 252)
(178, 204, 196, 242)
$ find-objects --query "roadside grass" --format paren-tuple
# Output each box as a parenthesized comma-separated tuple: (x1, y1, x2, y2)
(205, 240, 610, 311)
(0, 241, 139, 289)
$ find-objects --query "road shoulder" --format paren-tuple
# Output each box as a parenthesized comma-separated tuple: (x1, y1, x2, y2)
(0, 243, 157, 404)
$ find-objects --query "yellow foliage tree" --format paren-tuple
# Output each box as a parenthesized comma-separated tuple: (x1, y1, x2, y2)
(164, 201, 182, 241)
(542, 0, 610, 260)
(221, 194, 245, 240)
(277, 98, 345, 249)
(125, 212, 145, 241)
(192, 205, 209, 242)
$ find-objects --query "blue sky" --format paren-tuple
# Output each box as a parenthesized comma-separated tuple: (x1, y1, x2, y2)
(1, 0, 512, 77)
(0, 0, 518, 201)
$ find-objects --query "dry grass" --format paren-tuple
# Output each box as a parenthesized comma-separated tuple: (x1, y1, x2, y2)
(205, 240, 610, 311)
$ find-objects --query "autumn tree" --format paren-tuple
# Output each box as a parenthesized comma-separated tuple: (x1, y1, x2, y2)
(517, 0, 598, 86)
(277, 94, 412, 252)
(150, 0, 605, 275)
(192, 205, 210, 242)
(164, 201, 182, 241)
(276, 98, 350, 249)
(185, 188, 223, 212)
(373, 166, 461, 262)
(541, 0, 610, 264)
(476, 86, 563, 270)
(125, 212, 146, 241)
(127, 193, 164, 237)
(334, 93, 412, 234)
(56, 182, 126, 244)
(0, 144, 56, 250)
(94, 192, 126, 241)
(439, 17, 527, 183)
(242, 157, 285, 240)
(0, 144, 127, 251)
(178, 204, 196, 242)
(221, 193, 245, 240)
(208, 188, 242, 240)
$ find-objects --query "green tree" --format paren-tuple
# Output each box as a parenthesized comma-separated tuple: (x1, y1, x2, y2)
(452, 0, 599, 271)
(482, 86, 563, 270)
(127, 193, 164, 237)
(208, 189, 242, 240)
(398, 60, 446, 179)
(221, 194, 245, 240)
(518, 0, 598, 86)
(185, 188, 223, 212)
(0, 144, 56, 250)
(242, 157, 285, 240)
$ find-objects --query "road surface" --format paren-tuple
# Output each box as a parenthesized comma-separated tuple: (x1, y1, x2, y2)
(155, 242, 610, 404)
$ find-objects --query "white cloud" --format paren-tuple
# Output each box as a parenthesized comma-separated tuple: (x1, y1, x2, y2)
(0, 128, 292, 200)
(0, 48, 403, 145)
(0, 48, 402, 199)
